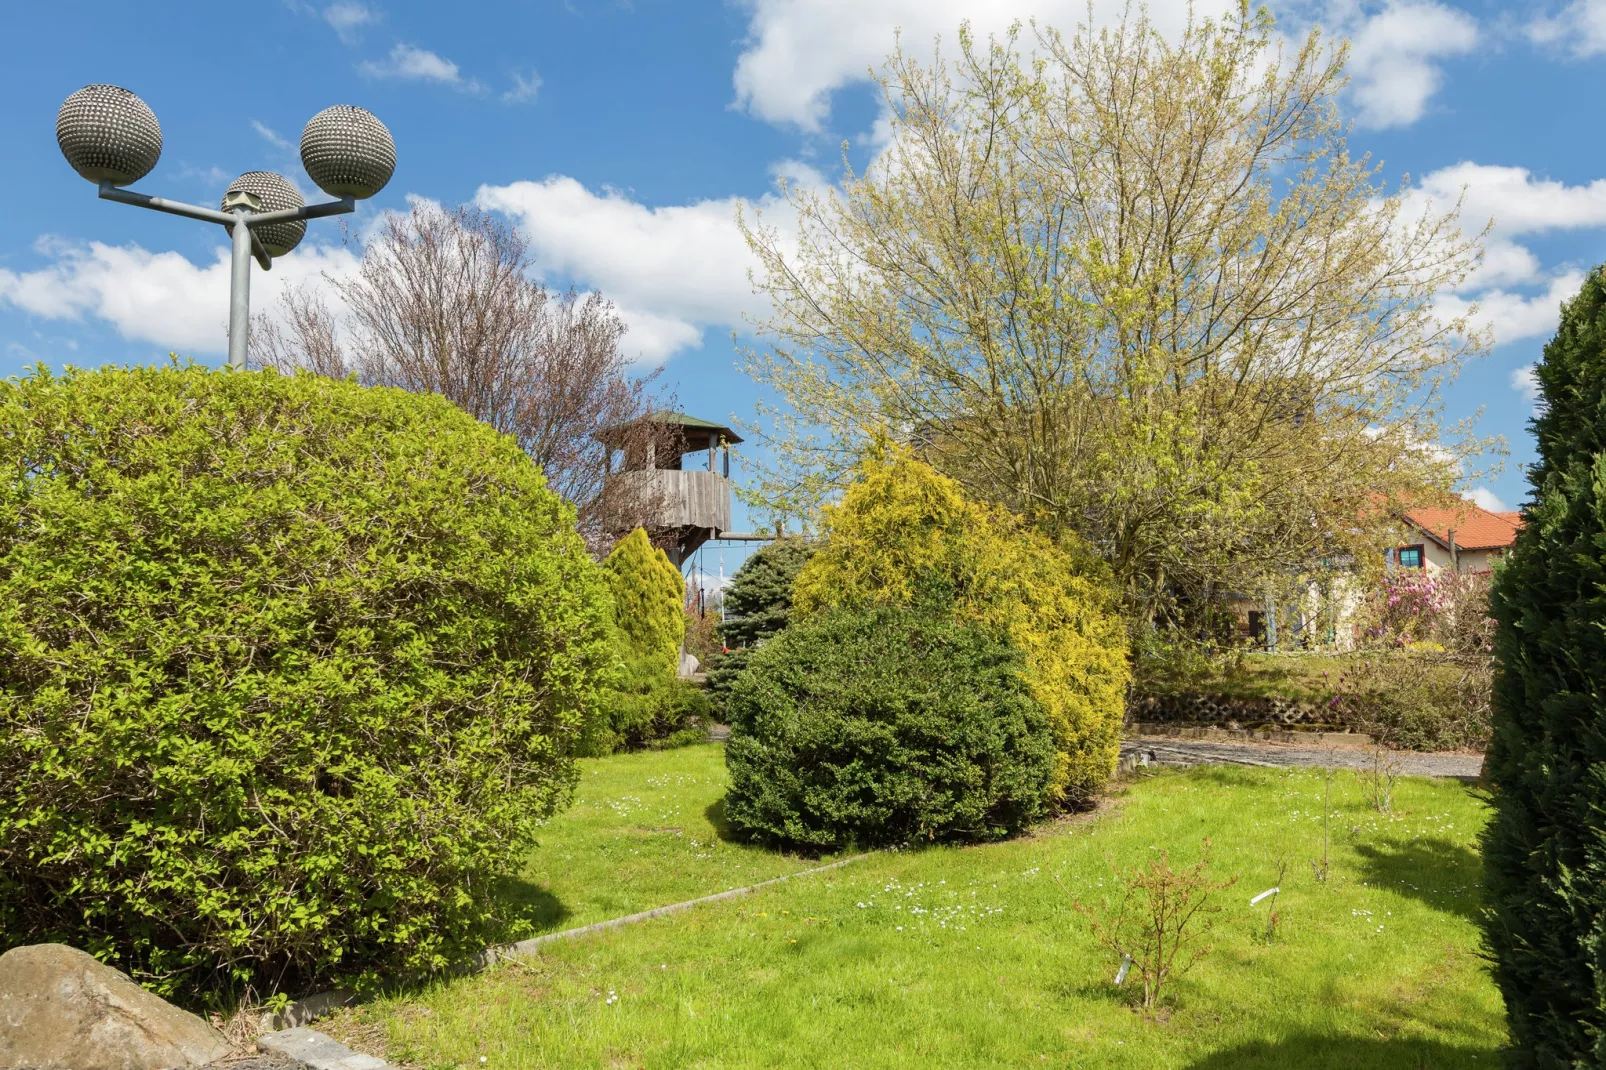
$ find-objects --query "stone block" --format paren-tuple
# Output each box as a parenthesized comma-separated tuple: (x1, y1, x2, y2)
(0, 943, 231, 1070)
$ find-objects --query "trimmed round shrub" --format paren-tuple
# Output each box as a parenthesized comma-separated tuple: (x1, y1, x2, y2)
(0, 364, 612, 1000)
(791, 447, 1129, 806)
(723, 605, 1055, 849)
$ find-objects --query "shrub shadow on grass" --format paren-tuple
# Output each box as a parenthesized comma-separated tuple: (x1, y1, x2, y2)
(491, 876, 571, 938)
(705, 795, 741, 844)
(1353, 837, 1482, 922)
(1189, 1034, 1496, 1069)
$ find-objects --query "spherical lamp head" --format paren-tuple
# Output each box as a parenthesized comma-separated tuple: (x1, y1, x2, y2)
(56, 85, 162, 186)
(300, 105, 396, 199)
(222, 172, 307, 257)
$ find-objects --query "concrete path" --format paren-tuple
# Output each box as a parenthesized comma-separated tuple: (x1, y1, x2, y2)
(1122, 736, 1483, 782)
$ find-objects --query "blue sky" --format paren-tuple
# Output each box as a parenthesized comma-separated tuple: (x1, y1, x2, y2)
(2, 0, 1603, 575)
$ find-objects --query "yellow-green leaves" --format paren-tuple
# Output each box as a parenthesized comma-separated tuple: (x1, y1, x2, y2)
(793, 447, 1129, 805)
(0, 363, 612, 999)
(604, 527, 686, 680)
(741, 7, 1486, 623)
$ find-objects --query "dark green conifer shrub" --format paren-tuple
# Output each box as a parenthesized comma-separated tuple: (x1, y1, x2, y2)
(0, 364, 611, 1000)
(1482, 268, 1606, 1067)
(707, 538, 817, 713)
(723, 605, 1054, 850)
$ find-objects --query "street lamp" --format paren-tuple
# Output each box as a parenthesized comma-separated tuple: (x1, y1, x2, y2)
(55, 86, 396, 370)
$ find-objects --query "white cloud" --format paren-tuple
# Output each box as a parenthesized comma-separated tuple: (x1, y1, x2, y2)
(476, 177, 795, 362)
(0, 237, 359, 356)
(0, 175, 784, 367)
(359, 44, 483, 92)
(503, 71, 543, 105)
(1511, 363, 1546, 417)
(251, 121, 294, 153)
(731, 0, 1477, 133)
(1338, 1, 1479, 128)
(732, 0, 1223, 132)
(324, 1, 379, 43)
(1414, 163, 1606, 239)
(1467, 486, 1507, 511)
(1402, 162, 1606, 346)
(1528, 0, 1606, 57)
(1433, 273, 1583, 347)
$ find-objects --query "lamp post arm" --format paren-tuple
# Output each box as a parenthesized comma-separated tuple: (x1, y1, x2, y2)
(98, 182, 272, 269)
(98, 181, 236, 226)
(246, 197, 356, 227)
(249, 232, 272, 271)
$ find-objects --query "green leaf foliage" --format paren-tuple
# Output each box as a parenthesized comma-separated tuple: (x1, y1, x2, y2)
(583, 647, 712, 755)
(0, 364, 612, 1001)
(717, 538, 817, 649)
(1482, 268, 1606, 1067)
(723, 605, 1056, 850)
(707, 538, 817, 713)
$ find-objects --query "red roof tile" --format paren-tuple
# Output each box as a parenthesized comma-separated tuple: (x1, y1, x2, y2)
(1403, 504, 1523, 552)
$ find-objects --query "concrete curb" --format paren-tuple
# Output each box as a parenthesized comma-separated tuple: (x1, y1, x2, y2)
(1127, 723, 1375, 748)
(257, 1027, 395, 1070)
(477, 852, 871, 967)
(261, 851, 873, 1035)
(258, 989, 356, 1033)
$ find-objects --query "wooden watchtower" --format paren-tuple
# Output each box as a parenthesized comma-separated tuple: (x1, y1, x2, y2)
(596, 411, 743, 568)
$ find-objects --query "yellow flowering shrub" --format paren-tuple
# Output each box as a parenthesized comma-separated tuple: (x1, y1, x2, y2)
(793, 448, 1130, 804)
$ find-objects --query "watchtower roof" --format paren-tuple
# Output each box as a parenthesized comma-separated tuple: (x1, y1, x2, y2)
(594, 410, 743, 451)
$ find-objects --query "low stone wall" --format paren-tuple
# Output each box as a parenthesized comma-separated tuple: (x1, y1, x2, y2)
(1127, 690, 1335, 728)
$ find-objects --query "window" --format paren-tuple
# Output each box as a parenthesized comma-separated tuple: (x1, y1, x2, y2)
(1397, 545, 1424, 569)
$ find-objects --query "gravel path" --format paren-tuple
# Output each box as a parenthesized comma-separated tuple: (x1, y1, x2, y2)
(1122, 736, 1483, 782)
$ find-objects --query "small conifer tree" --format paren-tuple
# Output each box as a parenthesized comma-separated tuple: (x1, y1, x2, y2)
(588, 528, 704, 752)
(604, 527, 686, 678)
(1483, 268, 1606, 1066)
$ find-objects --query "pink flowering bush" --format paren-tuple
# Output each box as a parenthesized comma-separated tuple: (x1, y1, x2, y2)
(1335, 569, 1495, 750)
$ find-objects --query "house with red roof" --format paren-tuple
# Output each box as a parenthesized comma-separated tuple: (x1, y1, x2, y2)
(1392, 503, 1524, 574)
(1232, 499, 1524, 652)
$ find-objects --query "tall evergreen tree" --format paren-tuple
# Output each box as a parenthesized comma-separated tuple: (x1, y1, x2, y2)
(1483, 268, 1606, 1067)
(707, 538, 816, 710)
(718, 538, 817, 650)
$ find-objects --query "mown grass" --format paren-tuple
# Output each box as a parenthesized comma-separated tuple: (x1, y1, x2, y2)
(497, 744, 835, 937)
(331, 748, 1503, 1069)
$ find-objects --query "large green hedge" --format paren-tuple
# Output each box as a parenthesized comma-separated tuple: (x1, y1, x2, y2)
(724, 605, 1055, 849)
(1483, 270, 1606, 1066)
(0, 364, 612, 1000)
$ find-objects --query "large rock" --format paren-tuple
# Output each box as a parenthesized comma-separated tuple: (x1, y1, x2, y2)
(0, 944, 232, 1070)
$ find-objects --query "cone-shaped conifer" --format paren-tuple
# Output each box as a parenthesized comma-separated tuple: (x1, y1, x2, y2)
(1483, 268, 1606, 1067)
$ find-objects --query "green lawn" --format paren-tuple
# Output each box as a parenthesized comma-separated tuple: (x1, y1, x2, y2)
(328, 746, 1504, 1069)
(497, 744, 835, 938)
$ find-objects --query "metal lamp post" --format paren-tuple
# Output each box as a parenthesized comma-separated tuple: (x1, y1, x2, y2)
(55, 86, 396, 370)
